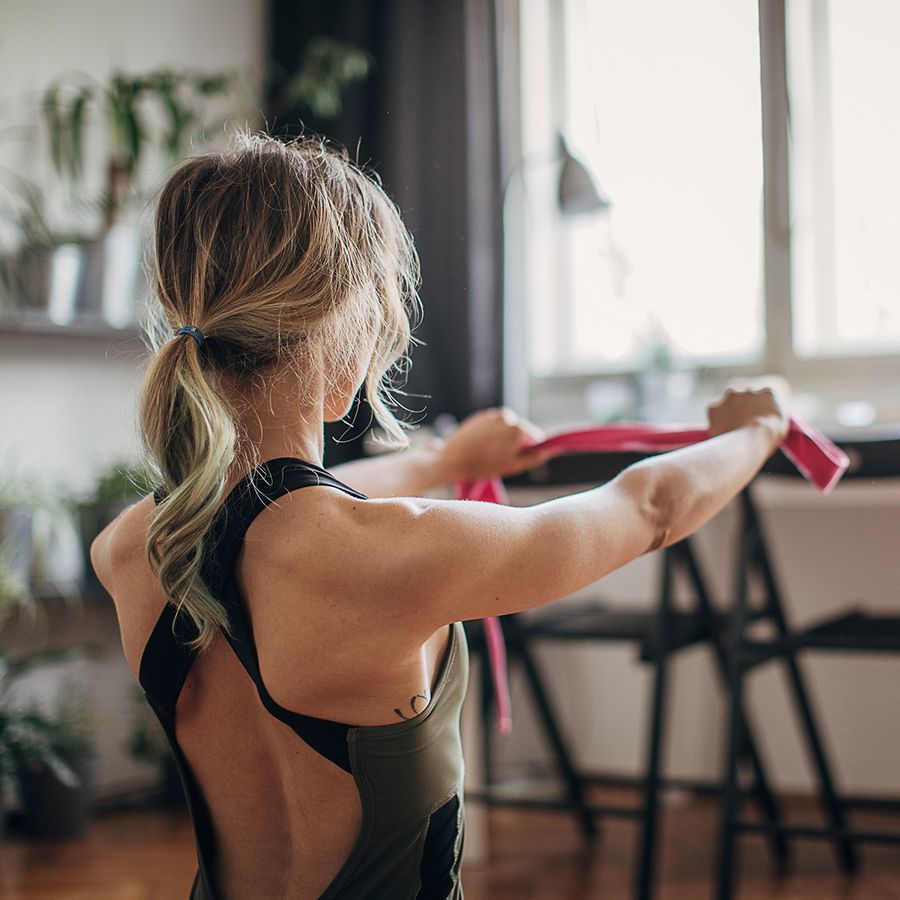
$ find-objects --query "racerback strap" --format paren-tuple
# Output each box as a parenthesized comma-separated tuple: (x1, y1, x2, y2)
(142, 457, 369, 773)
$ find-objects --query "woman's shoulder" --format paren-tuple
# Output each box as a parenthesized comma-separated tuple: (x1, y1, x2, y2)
(95, 486, 447, 665)
(89, 493, 171, 678)
(233, 489, 455, 716)
(89, 493, 157, 596)
(240, 489, 478, 678)
(242, 487, 417, 609)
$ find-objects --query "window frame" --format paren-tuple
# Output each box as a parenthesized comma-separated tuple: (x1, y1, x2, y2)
(508, 0, 900, 425)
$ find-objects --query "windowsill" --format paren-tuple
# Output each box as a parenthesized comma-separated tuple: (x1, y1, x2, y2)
(0, 308, 141, 340)
(527, 365, 900, 434)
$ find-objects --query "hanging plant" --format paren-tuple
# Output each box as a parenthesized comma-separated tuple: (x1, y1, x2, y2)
(267, 37, 374, 121)
(40, 66, 243, 231)
(38, 40, 373, 233)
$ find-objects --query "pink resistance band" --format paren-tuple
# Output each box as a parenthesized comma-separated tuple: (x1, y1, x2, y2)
(454, 416, 850, 734)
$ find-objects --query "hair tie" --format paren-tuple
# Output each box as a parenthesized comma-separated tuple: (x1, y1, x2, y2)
(177, 324, 206, 348)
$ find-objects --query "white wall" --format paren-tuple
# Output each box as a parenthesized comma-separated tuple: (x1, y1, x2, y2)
(0, 335, 146, 496)
(0, 0, 268, 800)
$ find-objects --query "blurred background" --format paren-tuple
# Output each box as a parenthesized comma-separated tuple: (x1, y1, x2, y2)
(1, 1, 899, 898)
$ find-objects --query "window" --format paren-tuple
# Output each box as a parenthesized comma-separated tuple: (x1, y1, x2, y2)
(509, 0, 900, 423)
(788, 0, 900, 357)
(551, 0, 764, 375)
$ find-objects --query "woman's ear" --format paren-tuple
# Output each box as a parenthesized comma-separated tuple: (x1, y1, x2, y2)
(323, 367, 362, 423)
(322, 329, 376, 423)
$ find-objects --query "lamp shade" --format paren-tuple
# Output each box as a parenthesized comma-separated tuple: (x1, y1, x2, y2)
(557, 134, 612, 216)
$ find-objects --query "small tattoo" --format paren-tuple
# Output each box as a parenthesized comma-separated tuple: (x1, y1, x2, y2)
(395, 692, 430, 720)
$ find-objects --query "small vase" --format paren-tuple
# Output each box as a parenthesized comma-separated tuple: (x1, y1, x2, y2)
(80, 224, 142, 329)
(12, 244, 87, 324)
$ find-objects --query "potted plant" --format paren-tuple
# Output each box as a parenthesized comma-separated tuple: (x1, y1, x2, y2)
(0, 480, 103, 840)
(0, 153, 116, 326)
(0, 645, 100, 840)
(266, 36, 373, 121)
(42, 67, 246, 231)
(0, 472, 45, 624)
(41, 43, 373, 231)
(0, 507, 34, 629)
(2, 39, 372, 328)
(0, 166, 102, 324)
(12, 678, 98, 839)
(38, 66, 246, 328)
(0, 469, 86, 611)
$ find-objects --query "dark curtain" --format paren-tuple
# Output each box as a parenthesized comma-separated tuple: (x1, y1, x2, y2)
(266, 0, 504, 464)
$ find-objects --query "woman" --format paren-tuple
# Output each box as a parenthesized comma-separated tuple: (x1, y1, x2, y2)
(90, 130, 789, 900)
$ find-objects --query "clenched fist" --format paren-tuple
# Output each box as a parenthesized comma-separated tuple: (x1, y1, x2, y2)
(436, 407, 557, 482)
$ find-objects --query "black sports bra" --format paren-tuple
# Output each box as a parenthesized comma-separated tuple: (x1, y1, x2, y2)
(143, 457, 370, 773)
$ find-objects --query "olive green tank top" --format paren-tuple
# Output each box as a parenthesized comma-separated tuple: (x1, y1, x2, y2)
(141, 458, 469, 899)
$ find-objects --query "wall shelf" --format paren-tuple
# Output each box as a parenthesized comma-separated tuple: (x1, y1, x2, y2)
(0, 309, 142, 341)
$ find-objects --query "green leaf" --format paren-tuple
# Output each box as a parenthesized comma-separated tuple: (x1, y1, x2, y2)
(155, 82, 188, 162)
(276, 37, 373, 121)
(42, 85, 64, 174)
(69, 89, 91, 181)
(194, 73, 231, 95)
(124, 101, 142, 175)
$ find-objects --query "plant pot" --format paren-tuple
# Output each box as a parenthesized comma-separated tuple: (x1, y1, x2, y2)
(16, 752, 95, 839)
(80, 224, 142, 329)
(79, 238, 109, 320)
(13, 246, 51, 309)
(13, 244, 87, 323)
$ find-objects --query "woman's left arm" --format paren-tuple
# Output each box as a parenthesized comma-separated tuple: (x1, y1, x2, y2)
(329, 407, 557, 498)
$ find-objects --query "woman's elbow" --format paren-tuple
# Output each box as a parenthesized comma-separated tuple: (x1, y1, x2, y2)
(614, 464, 673, 555)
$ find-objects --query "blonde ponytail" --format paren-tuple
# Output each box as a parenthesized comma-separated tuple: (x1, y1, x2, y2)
(137, 128, 421, 651)
(138, 329, 238, 650)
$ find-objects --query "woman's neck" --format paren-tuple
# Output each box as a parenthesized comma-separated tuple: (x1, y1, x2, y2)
(214, 366, 327, 481)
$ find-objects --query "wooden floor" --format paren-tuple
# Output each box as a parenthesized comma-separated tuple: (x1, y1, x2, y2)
(2, 787, 899, 899)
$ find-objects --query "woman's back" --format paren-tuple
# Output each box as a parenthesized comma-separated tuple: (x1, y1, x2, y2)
(101, 458, 468, 899)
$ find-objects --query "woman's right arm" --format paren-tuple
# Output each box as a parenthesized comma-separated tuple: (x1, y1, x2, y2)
(355, 385, 788, 637)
